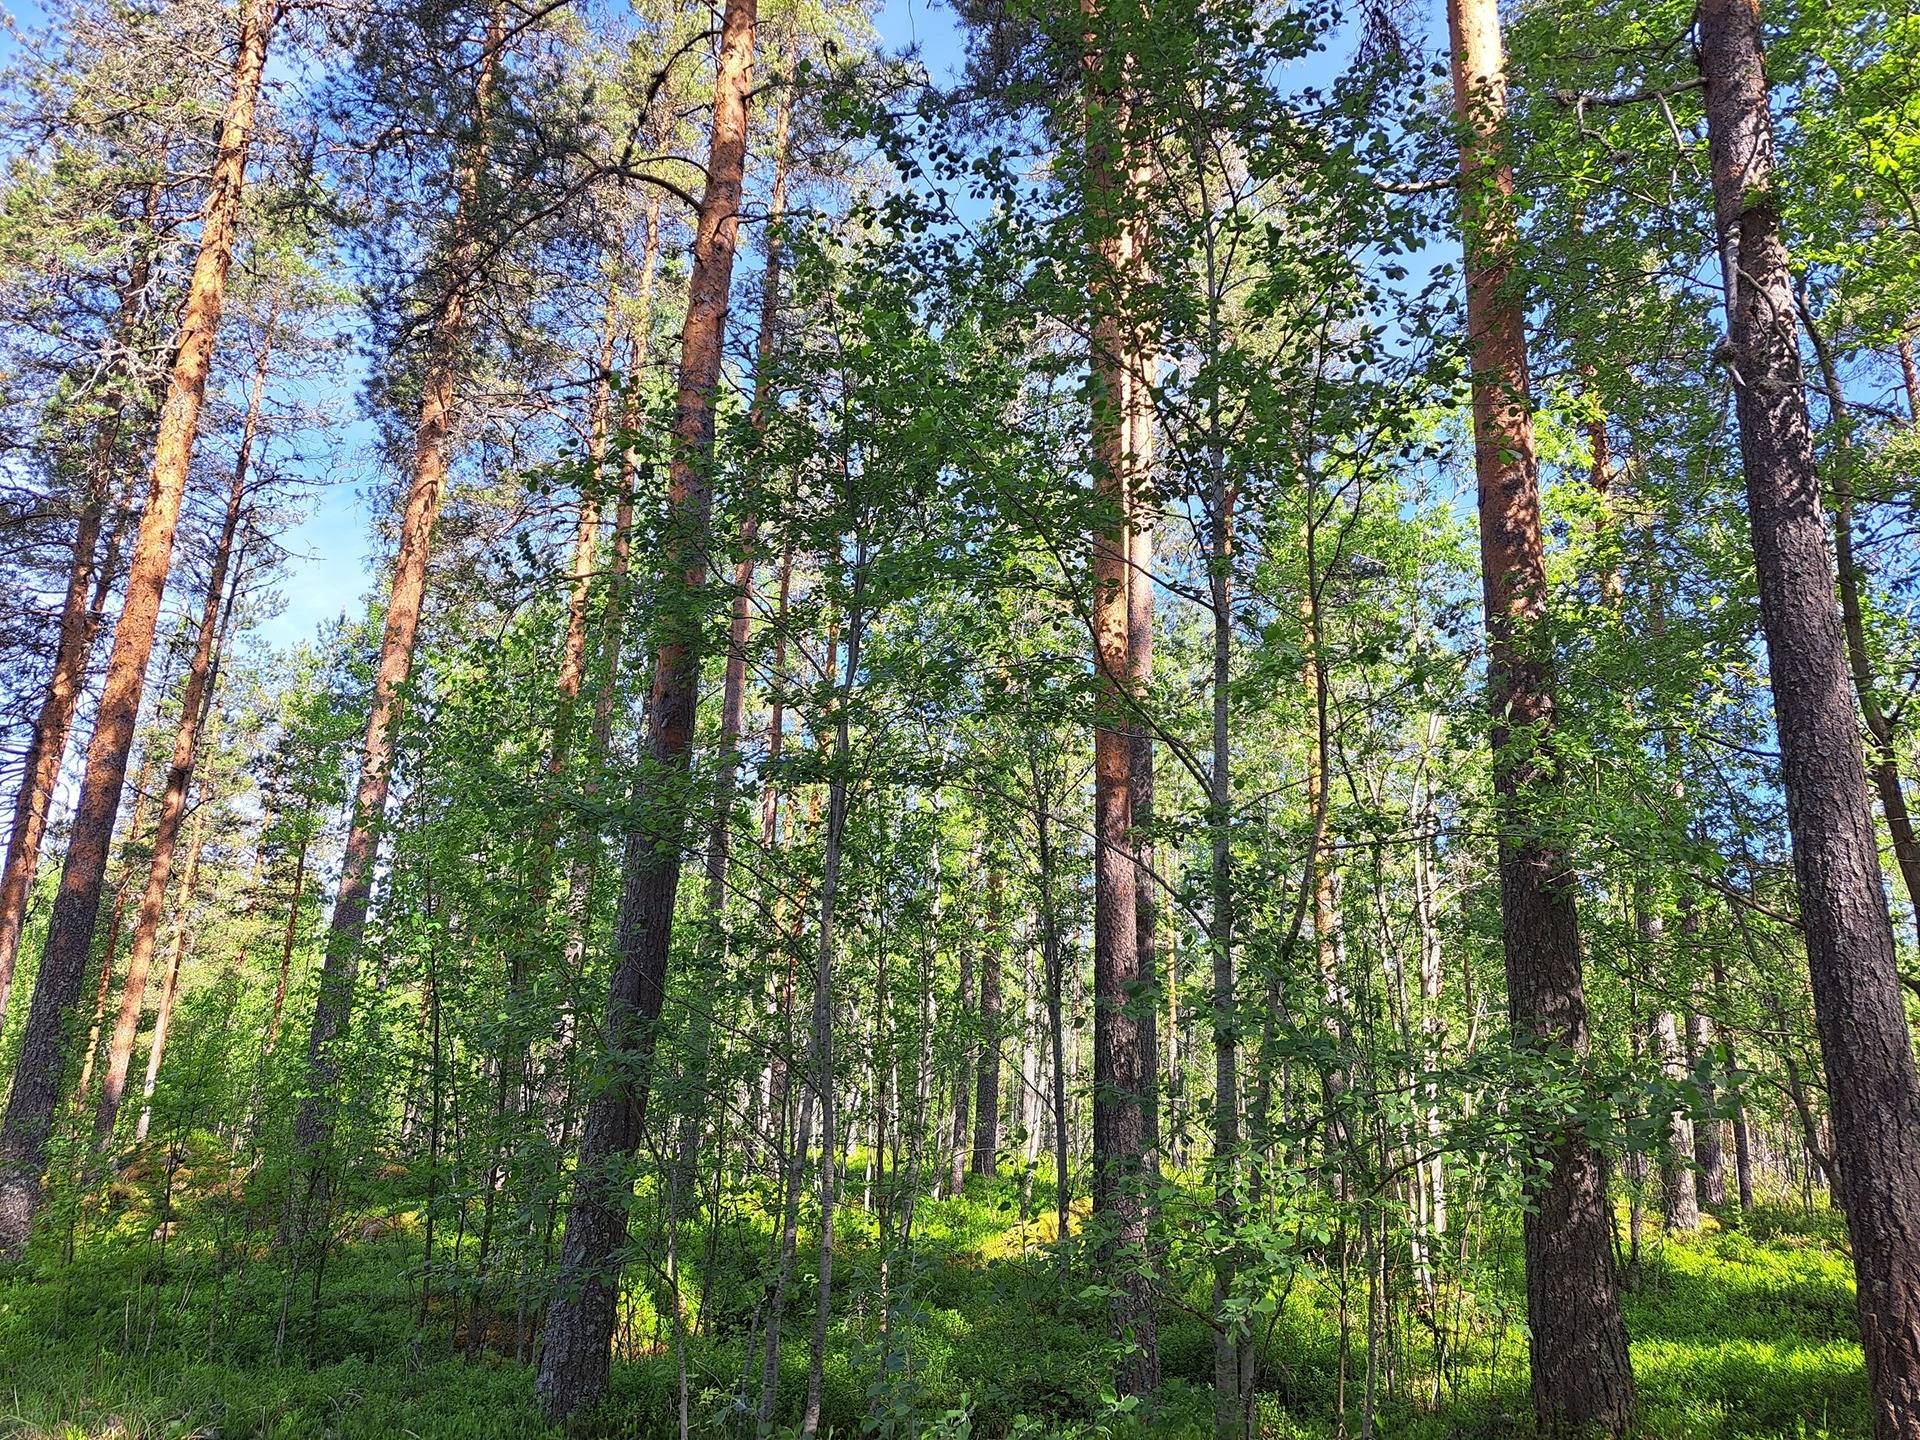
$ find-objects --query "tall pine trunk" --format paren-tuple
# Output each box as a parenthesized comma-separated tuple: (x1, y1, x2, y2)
(0, 0, 276, 1256)
(293, 8, 506, 1167)
(1699, 3, 1920, 1430)
(673, 64, 795, 1211)
(1084, 0, 1159, 1391)
(94, 332, 267, 1142)
(0, 166, 161, 1034)
(536, 0, 757, 1411)
(1445, 0, 1633, 1428)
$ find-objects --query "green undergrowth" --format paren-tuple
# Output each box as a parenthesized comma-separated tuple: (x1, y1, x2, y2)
(0, 1169, 1871, 1440)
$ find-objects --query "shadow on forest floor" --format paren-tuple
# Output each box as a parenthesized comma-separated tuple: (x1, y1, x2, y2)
(0, 1170, 1873, 1440)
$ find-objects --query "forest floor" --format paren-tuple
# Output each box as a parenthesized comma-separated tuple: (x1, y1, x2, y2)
(0, 1163, 1871, 1440)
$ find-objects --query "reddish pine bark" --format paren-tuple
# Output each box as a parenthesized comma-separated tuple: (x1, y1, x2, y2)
(0, 177, 162, 1033)
(1083, 0, 1160, 1394)
(1445, 0, 1633, 1428)
(294, 10, 505, 1161)
(1699, 3, 1920, 1431)
(94, 333, 267, 1142)
(71, 763, 156, 1108)
(672, 69, 796, 1205)
(0, 0, 276, 1256)
(536, 0, 758, 1411)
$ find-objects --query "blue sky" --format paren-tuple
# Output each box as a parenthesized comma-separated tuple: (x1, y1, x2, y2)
(252, 0, 970, 654)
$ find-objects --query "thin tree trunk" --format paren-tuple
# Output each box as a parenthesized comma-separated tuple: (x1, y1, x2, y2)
(0, 171, 163, 1036)
(1207, 471, 1248, 1439)
(72, 775, 150, 1109)
(134, 795, 209, 1144)
(536, 0, 757, 1411)
(0, 0, 276, 1256)
(1699, 4, 1920, 1429)
(95, 330, 267, 1142)
(1684, 901, 1727, 1211)
(1637, 891, 1699, 1233)
(294, 6, 505, 1164)
(801, 551, 864, 1440)
(1028, 757, 1070, 1273)
(1711, 942, 1755, 1212)
(948, 935, 973, 1194)
(973, 864, 1003, 1178)
(1446, 0, 1633, 1427)
(264, 832, 307, 1056)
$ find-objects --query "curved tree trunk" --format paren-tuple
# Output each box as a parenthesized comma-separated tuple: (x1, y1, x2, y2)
(1699, 4, 1920, 1431)
(0, 0, 276, 1256)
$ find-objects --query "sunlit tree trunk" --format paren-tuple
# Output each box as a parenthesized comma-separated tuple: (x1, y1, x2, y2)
(1083, 0, 1159, 1390)
(0, 164, 162, 1036)
(536, 0, 757, 1411)
(0, 0, 277, 1256)
(673, 63, 796, 1212)
(72, 758, 158, 1108)
(1446, 0, 1634, 1428)
(95, 331, 267, 1142)
(1699, 3, 1920, 1430)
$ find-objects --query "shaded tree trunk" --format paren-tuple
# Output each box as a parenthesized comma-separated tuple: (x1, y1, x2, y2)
(1206, 471, 1250, 1439)
(1797, 298, 1920, 950)
(948, 936, 973, 1193)
(294, 7, 505, 1165)
(1711, 942, 1755, 1212)
(973, 863, 1004, 1178)
(0, 0, 277, 1256)
(536, 0, 757, 1412)
(1446, 0, 1633, 1428)
(1699, 4, 1920, 1430)
(546, 200, 664, 1136)
(133, 793, 209, 1144)
(801, 552, 865, 1440)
